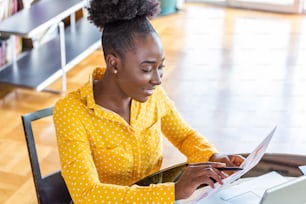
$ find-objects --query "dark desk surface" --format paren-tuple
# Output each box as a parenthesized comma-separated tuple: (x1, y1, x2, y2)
(0, 0, 85, 38)
(136, 153, 306, 186)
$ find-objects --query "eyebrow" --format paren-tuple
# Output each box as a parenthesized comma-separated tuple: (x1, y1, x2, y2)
(140, 58, 165, 65)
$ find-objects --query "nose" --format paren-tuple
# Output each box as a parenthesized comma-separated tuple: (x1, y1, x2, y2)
(150, 69, 162, 85)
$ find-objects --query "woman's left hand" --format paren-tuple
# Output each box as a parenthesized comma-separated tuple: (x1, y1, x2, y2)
(209, 153, 245, 167)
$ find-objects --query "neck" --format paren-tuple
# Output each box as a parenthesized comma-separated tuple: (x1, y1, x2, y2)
(93, 72, 131, 123)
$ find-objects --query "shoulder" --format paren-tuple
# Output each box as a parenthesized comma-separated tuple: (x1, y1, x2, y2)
(53, 89, 87, 121)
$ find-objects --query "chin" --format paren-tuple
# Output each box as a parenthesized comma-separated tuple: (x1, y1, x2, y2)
(135, 98, 149, 103)
(134, 95, 150, 103)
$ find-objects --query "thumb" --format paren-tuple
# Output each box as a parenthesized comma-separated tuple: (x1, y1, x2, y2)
(210, 162, 227, 168)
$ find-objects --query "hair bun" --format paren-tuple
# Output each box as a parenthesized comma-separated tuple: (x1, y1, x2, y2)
(87, 0, 161, 29)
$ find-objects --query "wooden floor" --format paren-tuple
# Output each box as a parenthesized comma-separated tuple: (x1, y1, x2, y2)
(1, 3, 306, 203)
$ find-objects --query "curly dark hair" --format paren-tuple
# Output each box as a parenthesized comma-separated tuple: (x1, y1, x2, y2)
(87, 0, 161, 59)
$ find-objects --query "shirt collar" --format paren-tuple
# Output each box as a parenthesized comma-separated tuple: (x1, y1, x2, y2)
(80, 67, 106, 111)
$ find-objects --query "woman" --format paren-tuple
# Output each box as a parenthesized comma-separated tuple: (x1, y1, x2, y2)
(53, 0, 244, 203)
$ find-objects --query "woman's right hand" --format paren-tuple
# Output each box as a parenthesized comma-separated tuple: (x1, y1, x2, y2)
(174, 162, 227, 200)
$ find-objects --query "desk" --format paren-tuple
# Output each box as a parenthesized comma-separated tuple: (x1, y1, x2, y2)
(136, 153, 306, 186)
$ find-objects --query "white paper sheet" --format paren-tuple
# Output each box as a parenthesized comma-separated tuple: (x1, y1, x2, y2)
(299, 165, 306, 175)
(217, 171, 288, 201)
(186, 126, 277, 202)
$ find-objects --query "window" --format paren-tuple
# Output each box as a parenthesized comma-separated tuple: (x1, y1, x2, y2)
(232, 0, 294, 5)
(228, 0, 304, 13)
(189, 0, 306, 13)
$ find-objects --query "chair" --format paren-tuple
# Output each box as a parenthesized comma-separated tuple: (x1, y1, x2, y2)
(21, 107, 71, 204)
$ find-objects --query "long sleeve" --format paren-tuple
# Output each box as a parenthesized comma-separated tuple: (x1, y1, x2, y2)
(53, 98, 175, 204)
(158, 88, 218, 163)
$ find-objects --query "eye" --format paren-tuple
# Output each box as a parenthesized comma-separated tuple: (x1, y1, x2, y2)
(142, 66, 153, 73)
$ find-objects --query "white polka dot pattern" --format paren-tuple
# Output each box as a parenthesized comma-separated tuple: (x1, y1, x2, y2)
(53, 68, 217, 203)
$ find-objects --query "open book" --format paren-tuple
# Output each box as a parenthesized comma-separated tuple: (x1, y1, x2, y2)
(183, 126, 277, 202)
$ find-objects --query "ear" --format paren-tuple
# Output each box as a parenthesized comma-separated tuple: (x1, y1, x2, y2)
(106, 53, 119, 74)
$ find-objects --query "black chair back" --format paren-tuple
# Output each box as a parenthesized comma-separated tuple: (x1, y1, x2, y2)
(21, 107, 71, 204)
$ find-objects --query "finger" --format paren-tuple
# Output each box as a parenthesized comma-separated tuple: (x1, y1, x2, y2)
(196, 167, 225, 185)
(188, 162, 226, 168)
(219, 171, 228, 179)
(222, 155, 241, 167)
(207, 171, 224, 186)
(186, 165, 227, 183)
(223, 157, 235, 167)
(198, 176, 216, 188)
(214, 155, 234, 166)
(210, 162, 227, 168)
(196, 173, 220, 188)
(229, 155, 245, 166)
(211, 167, 228, 180)
(188, 165, 223, 175)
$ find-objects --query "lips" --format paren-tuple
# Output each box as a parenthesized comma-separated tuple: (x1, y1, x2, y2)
(144, 88, 155, 96)
(144, 89, 154, 95)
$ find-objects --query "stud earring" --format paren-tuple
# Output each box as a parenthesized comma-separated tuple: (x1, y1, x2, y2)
(114, 70, 118, 74)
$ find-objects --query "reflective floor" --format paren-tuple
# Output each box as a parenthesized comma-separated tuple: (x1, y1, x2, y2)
(152, 3, 306, 167)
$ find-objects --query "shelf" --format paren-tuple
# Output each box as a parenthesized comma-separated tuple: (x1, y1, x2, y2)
(0, 0, 86, 38)
(0, 18, 100, 91)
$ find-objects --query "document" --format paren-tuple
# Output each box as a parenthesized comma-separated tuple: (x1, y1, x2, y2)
(216, 171, 288, 201)
(185, 126, 277, 202)
(299, 165, 306, 175)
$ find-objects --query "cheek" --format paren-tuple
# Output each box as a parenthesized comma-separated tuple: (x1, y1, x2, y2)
(140, 73, 153, 81)
(127, 71, 151, 85)
(118, 70, 148, 90)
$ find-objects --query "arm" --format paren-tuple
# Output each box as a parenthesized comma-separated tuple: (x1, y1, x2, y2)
(158, 89, 217, 163)
(53, 99, 175, 204)
(158, 87, 245, 166)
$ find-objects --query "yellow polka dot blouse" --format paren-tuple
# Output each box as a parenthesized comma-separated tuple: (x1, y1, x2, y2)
(53, 68, 217, 203)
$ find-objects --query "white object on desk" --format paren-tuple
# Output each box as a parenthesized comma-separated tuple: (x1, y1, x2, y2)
(299, 165, 306, 175)
(260, 175, 306, 204)
(217, 171, 287, 201)
(183, 172, 306, 204)
(182, 171, 288, 204)
(187, 126, 277, 202)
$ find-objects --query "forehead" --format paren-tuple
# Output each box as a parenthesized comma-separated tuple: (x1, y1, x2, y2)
(126, 33, 164, 61)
